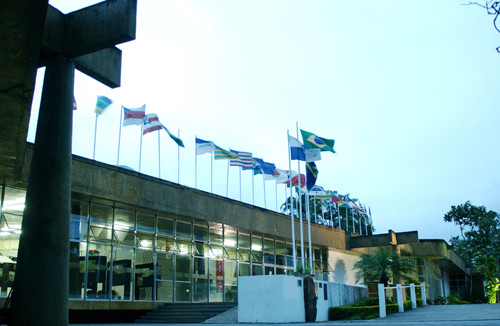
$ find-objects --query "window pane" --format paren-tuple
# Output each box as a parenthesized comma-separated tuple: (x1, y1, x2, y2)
(251, 251, 262, 264)
(209, 259, 223, 302)
(264, 238, 274, 253)
(193, 242, 209, 257)
(69, 241, 86, 299)
(114, 228, 135, 247)
(3, 186, 25, 217)
(239, 233, 250, 249)
(90, 204, 112, 228)
(224, 261, 237, 302)
(276, 255, 286, 266)
(193, 224, 208, 242)
(225, 247, 237, 260)
(252, 264, 263, 276)
(176, 221, 192, 239)
(239, 263, 250, 277)
(157, 216, 174, 236)
(251, 235, 262, 252)
(264, 253, 275, 265)
(175, 255, 191, 302)
(193, 256, 208, 302)
(156, 252, 174, 301)
(175, 255, 191, 282)
(224, 228, 237, 247)
(137, 232, 154, 250)
(275, 240, 286, 255)
(114, 209, 134, 231)
(70, 201, 88, 241)
(209, 225, 223, 244)
(86, 243, 111, 299)
(89, 225, 113, 242)
(264, 266, 274, 275)
(137, 212, 155, 234)
(112, 246, 133, 301)
(156, 235, 175, 253)
(135, 250, 154, 301)
(177, 240, 191, 256)
(239, 249, 250, 262)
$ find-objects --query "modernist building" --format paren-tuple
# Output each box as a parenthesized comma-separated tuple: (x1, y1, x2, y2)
(0, 1, 468, 321)
(0, 144, 469, 312)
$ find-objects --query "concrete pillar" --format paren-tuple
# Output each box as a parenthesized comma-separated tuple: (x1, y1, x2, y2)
(378, 283, 386, 318)
(396, 284, 404, 313)
(410, 283, 417, 309)
(420, 283, 427, 305)
(11, 55, 74, 326)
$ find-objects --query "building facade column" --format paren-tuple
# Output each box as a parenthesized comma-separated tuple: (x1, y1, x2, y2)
(11, 55, 74, 326)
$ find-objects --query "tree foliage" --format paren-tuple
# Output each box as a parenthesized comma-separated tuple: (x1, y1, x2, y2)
(443, 201, 500, 265)
(354, 247, 415, 286)
(467, 1, 500, 52)
(443, 201, 500, 302)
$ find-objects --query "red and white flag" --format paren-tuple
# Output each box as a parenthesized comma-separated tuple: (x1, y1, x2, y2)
(142, 113, 162, 135)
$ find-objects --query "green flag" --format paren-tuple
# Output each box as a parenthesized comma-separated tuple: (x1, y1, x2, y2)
(300, 129, 335, 153)
(161, 124, 184, 147)
(214, 145, 238, 160)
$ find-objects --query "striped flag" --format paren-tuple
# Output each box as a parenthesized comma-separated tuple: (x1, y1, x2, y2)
(214, 145, 238, 160)
(230, 150, 254, 169)
(123, 105, 146, 126)
(196, 138, 215, 155)
(95, 95, 113, 115)
(142, 114, 162, 135)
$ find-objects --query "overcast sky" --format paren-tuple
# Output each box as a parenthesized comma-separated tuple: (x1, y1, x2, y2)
(31, 0, 500, 241)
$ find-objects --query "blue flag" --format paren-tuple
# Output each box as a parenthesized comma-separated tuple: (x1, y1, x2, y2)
(306, 162, 318, 190)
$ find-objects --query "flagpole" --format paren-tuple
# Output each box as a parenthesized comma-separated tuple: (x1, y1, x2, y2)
(116, 106, 123, 165)
(337, 203, 341, 229)
(93, 114, 98, 160)
(262, 175, 266, 209)
(139, 129, 143, 172)
(345, 206, 349, 232)
(296, 123, 305, 271)
(158, 129, 161, 178)
(195, 135, 198, 189)
(211, 150, 213, 193)
(287, 129, 297, 271)
(365, 214, 368, 235)
(306, 192, 313, 274)
(352, 209, 355, 233)
(177, 129, 180, 184)
(358, 213, 362, 235)
(239, 167, 242, 201)
(275, 182, 278, 212)
(226, 160, 230, 197)
(252, 172, 255, 206)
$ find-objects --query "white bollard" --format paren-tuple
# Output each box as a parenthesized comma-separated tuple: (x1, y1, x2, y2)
(378, 283, 386, 318)
(396, 284, 404, 313)
(410, 283, 417, 309)
(420, 283, 427, 306)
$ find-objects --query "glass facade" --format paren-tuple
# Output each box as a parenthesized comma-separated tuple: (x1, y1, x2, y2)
(0, 186, 330, 302)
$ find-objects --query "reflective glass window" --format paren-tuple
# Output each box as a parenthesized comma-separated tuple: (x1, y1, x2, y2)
(156, 252, 174, 302)
(224, 228, 237, 247)
(224, 261, 237, 302)
(209, 259, 223, 302)
(193, 224, 208, 242)
(193, 256, 208, 302)
(135, 250, 154, 301)
(137, 212, 155, 234)
(157, 216, 174, 236)
(156, 235, 176, 253)
(177, 239, 191, 256)
(239, 233, 250, 249)
(175, 255, 191, 302)
(176, 221, 192, 239)
(209, 225, 223, 245)
(85, 243, 112, 300)
(69, 241, 87, 299)
(239, 263, 250, 276)
(251, 234, 262, 252)
(70, 201, 88, 241)
(112, 246, 133, 301)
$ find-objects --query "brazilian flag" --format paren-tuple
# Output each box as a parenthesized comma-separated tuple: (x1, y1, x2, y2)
(300, 129, 335, 153)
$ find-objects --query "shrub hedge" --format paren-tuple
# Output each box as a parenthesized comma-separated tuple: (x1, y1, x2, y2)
(328, 298, 424, 320)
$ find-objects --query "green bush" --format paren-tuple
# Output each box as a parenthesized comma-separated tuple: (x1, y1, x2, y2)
(328, 306, 380, 320)
(433, 296, 446, 305)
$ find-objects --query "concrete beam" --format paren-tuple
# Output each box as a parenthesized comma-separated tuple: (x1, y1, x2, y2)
(43, 5, 125, 87)
(64, 0, 136, 58)
(74, 47, 122, 88)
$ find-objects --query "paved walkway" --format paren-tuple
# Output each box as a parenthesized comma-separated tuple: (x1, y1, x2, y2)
(69, 303, 500, 326)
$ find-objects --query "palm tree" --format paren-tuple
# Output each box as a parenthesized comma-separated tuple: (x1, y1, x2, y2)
(354, 247, 415, 286)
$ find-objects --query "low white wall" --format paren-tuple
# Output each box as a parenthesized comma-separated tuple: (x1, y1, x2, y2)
(238, 275, 305, 323)
(238, 275, 367, 323)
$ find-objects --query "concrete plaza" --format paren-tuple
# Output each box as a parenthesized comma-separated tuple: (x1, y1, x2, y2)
(66, 303, 500, 326)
